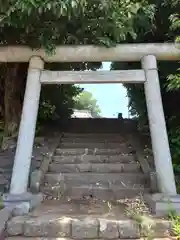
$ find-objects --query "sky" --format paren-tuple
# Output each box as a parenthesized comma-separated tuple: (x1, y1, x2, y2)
(78, 62, 129, 118)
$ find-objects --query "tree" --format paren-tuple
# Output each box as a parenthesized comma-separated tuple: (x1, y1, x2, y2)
(112, 0, 179, 122)
(74, 90, 101, 117)
(39, 84, 82, 121)
(112, 0, 180, 173)
(0, 0, 155, 136)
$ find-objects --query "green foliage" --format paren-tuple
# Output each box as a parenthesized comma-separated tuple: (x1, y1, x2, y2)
(168, 210, 180, 238)
(41, 85, 82, 119)
(111, 62, 148, 130)
(167, 69, 180, 90)
(112, 0, 180, 180)
(125, 84, 147, 123)
(38, 100, 56, 122)
(166, 0, 180, 92)
(0, 0, 156, 136)
(0, 196, 4, 210)
(0, 0, 155, 50)
(169, 124, 180, 173)
(74, 90, 101, 117)
(172, 217, 180, 238)
(165, 0, 180, 177)
(125, 196, 155, 240)
(36, 84, 82, 125)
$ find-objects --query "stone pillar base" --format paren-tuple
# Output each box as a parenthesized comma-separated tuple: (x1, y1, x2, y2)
(2, 192, 43, 216)
(144, 193, 180, 216)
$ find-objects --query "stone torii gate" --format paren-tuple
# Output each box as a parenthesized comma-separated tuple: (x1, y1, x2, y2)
(1, 43, 180, 202)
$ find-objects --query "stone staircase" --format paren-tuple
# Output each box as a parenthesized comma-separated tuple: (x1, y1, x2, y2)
(42, 132, 150, 201)
(5, 119, 173, 239)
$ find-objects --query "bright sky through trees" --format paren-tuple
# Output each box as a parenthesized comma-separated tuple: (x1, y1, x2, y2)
(79, 62, 129, 118)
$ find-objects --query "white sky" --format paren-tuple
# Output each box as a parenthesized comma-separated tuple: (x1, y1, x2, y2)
(78, 62, 129, 118)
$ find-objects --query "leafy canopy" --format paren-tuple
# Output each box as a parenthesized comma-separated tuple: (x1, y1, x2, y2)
(0, 0, 155, 51)
(74, 90, 101, 117)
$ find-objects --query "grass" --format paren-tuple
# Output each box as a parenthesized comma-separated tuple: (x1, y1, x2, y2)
(124, 195, 156, 240)
(168, 209, 180, 239)
(0, 195, 4, 210)
(124, 195, 180, 239)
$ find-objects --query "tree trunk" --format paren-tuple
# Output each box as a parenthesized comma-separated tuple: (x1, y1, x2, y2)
(4, 63, 24, 136)
(0, 64, 5, 120)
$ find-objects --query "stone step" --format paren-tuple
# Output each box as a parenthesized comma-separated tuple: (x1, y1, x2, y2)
(0, 174, 11, 191)
(42, 184, 149, 201)
(7, 201, 173, 238)
(49, 163, 140, 173)
(62, 137, 127, 143)
(63, 133, 128, 138)
(55, 148, 134, 156)
(52, 154, 135, 164)
(29, 199, 135, 215)
(62, 120, 136, 133)
(5, 238, 176, 240)
(44, 173, 147, 185)
(59, 142, 131, 149)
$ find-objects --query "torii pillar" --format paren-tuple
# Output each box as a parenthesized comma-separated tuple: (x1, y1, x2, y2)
(142, 55, 176, 195)
(10, 56, 44, 194)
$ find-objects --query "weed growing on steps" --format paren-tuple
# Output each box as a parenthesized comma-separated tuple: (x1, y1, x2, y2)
(0, 195, 4, 210)
(124, 195, 155, 240)
(168, 209, 180, 238)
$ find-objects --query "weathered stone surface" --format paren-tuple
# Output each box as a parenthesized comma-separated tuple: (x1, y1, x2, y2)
(42, 183, 149, 201)
(60, 142, 128, 149)
(42, 180, 67, 200)
(56, 148, 86, 156)
(63, 131, 126, 136)
(5, 238, 72, 240)
(3, 192, 32, 203)
(45, 173, 146, 186)
(99, 219, 119, 239)
(49, 164, 78, 173)
(62, 135, 125, 143)
(92, 186, 114, 201)
(52, 154, 135, 164)
(13, 202, 30, 216)
(140, 217, 172, 238)
(0, 207, 14, 238)
(42, 170, 149, 200)
(30, 193, 44, 209)
(24, 216, 71, 237)
(66, 185, 93, 200)
(55, 147, 133, 156)
(122, 163, 140, 172)
(30, 170, 43, 193)
(149, 171, 159, 193)
(144, 194, 180, 216)
(82, 154, 135, 163)
(118, 220, 140, 238)
(91, 163, 123, 173)
(0, 175, 9, 185)
(152, 220, 172, 237)
(7, 216, 26, 235)
(94, 148, 132, 155)
(63, 132, 128, 138)
(49, 163, 92, 173)
(5, 238, 176, 240)
(49, 163, 139, 173)
(3, 193, 43, 213)
(78, 163, 92, 172)
(72, 217, 98, 238)
(53, 155, 81, 164)
(114, 187, 148, 200)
